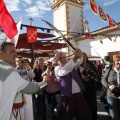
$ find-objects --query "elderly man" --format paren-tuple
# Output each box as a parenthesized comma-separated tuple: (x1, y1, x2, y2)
(54, 48, 93, 120)
(0, 41, 47, 120)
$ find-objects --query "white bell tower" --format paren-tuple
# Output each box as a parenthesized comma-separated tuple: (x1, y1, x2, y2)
(51, 0, 85, 54)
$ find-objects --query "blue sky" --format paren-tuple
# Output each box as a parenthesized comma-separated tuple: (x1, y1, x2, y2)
(1, 0, 120, 39)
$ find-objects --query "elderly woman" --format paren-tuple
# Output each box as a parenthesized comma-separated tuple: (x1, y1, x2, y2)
(33, 57, 46, 120)
(107, 54, 120, 120)
(33, 57, 46, 82)
(54, 48, 93, 120)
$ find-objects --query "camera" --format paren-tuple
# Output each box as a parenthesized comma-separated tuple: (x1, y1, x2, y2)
(111, 85, 120, 97)
(82, 68, 96, 80)
(20, 68, 27, 77)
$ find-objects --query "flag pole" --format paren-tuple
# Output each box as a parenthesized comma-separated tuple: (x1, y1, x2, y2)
(91, 46, 103, 59)
(29, 18, 34, 64)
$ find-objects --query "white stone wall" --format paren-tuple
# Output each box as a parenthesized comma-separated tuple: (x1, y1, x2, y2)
(53, 4, 67, 37)
(53, 1, 84, 54)
(67, 4, 83, 33)
(77, 30, 120, 58)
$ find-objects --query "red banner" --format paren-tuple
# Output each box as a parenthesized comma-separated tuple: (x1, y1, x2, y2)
(27, 27, 37, 43)
(0, 0, 18, 39)
(98, 6, 107, 22)
(89, 0, 98, 15)
(106, 14, 115, 26)
(85, 34, 94, 39)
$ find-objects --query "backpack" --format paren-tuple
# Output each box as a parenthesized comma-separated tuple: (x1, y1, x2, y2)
(99, 63, 112, 104)
(101, 63, 113, 89)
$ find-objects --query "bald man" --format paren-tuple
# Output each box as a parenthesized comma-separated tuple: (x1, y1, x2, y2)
(54, 48, 93, 120)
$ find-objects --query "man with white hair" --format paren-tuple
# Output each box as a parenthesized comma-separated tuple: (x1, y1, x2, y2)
(54, 48, 93, 120)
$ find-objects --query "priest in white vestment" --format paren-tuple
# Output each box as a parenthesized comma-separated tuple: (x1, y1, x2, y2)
(0, 42, 47, 120)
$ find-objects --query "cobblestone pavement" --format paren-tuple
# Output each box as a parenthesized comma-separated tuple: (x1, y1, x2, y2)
(53, 90, 111, 120)
(34, 90, 111, 120)
(97, 90, 110, 120)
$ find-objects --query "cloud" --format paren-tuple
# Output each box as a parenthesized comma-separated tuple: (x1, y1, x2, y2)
(25, 0, 52, 17)
(43, 0, 52, 5)
(5, 0, 20, 12)
(24, 0, 32, 5)
(103, 0, 118, 6)
(36, 1, 52, 11)
(25, 6, 45, 17)
(96, 0, 119, 6)
(5, 0, 52, 18)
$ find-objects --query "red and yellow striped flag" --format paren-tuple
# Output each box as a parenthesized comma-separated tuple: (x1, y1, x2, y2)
(106, 14, 115, 26)
(89, 0, 98, 15)
(98, 6, 107, 22)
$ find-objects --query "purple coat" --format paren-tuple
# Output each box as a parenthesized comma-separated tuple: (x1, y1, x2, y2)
(58, 68, 85, 96)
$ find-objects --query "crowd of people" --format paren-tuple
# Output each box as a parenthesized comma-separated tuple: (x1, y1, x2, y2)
(0, 41, 120, 120)
(101, 55, 120, 120)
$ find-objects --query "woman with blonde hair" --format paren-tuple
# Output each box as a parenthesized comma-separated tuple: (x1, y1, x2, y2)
(33, 57, 46, 120)
(33, 57, 46, 82)
(107, 54, 120, 120)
